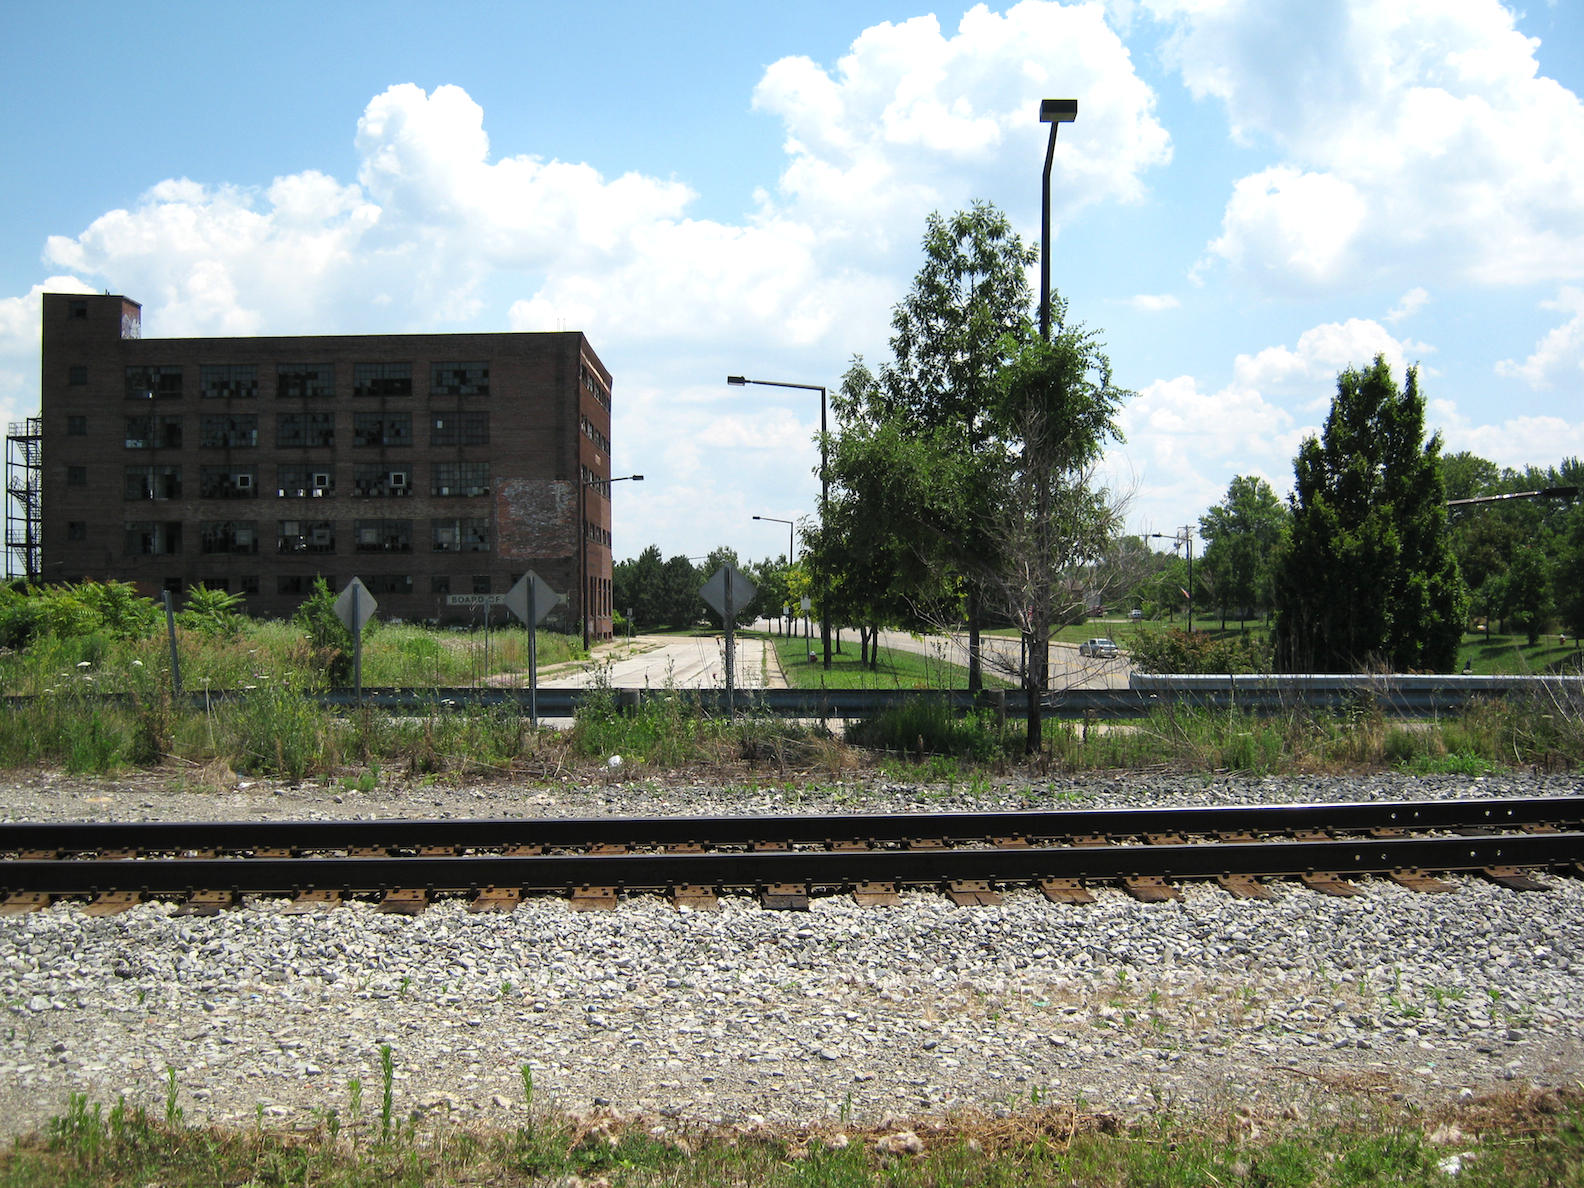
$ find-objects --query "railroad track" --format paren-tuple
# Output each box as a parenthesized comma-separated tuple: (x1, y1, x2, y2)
(2, 796, 1581, 916)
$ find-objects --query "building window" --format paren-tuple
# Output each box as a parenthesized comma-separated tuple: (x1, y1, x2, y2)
(201, 521, 259, 555)
(125, 521, 182, 555)
(431, 361, 489, 396)
(200, 364, 259, 399)
(276, 466, 335, 498)
(68, 300, 87, 320)
(277, 364, 335, 399)
(584, 520, 612, 547)
(277, 574, 336, 595)
(199, 465, 258, 499)
(240, 575, 260, 594)
(580, 415, 610, 455)
(432, 517, 489, 552)
(581, 362, 611, 412)
(125, 365, 183, 400)
(353, 465, 412, 497)
(353, 413, 412, 447)
(66, 416, 87, 436)
(67, 521, 87, 541)
(124, 415, 183, 449)
(201, 414, 258, 448)
(430, 411, 489, 446)
(277, 520, 335, 553)
(365, 574, 414, 595)
(198, 578, 230, 594)
(68, 366, 87, 386)
(472, 574, 491, 594)
(67, 465, 87, 487)
(353, 362, 412, 397)
(354, 518, 412, 553)
(276, 412, 334, 448)
(125, 465, 181, 500)
(431, 462, 489, 497)
(430, 575, 450, 594)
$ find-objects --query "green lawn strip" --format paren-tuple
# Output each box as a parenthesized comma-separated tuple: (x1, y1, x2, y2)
(9, 1091, 1583, 1187)
(1457, 631, 1583, 675)
(772, 635, 1012, 690)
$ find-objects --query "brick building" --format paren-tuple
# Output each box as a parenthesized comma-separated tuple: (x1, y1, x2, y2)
(37, 292, 617, 635)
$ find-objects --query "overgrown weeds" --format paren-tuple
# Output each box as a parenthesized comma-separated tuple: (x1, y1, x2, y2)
(8, 1087, 1584, 1188)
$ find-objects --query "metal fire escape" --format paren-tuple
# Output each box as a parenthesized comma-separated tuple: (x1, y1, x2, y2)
(5, 417, 42, 582)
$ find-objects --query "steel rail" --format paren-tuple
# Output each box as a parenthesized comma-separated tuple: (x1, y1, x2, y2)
(1, 833, 1580, 898)
(2, 797, 1580, 856)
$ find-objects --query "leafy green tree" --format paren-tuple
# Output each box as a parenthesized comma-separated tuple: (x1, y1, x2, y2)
(1272, 357, 1466, 672)
(985, 324, 1128, 750)
(1503, 545, 1552, 646)
(824, 203, 1038, 690)
(613, 545, 666, 631)
(1555, 504, 1584, 639)
(657, 554, 702, 628)
(1197, 475, 1289, 625)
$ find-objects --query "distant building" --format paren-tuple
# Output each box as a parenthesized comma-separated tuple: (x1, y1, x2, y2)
(37, 293, 616, 635)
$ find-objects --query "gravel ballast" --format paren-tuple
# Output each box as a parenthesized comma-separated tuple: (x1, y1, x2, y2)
(1, 769, 1581, 1137)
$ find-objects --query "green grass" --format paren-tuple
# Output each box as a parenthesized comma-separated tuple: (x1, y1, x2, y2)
(8, 1088, 1584, 1188)
(773, 636, 1012, 690)
(1457, 630, 1584, 675)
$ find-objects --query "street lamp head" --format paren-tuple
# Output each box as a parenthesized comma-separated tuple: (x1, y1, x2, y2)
(630, 475, 644, 482)
(726, 375, 747, 386)
(1040, 98, 1078, 123)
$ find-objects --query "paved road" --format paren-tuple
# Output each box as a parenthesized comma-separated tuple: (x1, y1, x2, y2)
(860, 627, 1133, 690)
(539, 635, 772, 690)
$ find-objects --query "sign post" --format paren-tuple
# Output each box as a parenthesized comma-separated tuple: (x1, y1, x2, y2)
(162, 589, 183, 698)
(334, 578, 378, 706)
(700, 565, 757, 714)
(503, 572, 564, 726)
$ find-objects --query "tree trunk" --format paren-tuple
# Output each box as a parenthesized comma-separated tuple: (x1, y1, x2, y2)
(870, 622, 880, 670)
(967, 590, 983, 693)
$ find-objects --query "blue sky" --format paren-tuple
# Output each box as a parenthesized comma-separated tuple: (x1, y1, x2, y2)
(4, 0, 1582, 563)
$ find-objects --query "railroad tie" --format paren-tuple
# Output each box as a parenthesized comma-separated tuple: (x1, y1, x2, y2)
(378, 888, 430, 915)
(177, 889, 237, 917)
(282, 889, 342, 913)
(1039, 878, 1095, 905)
(469, 886, 522, 913)
(852, 881, 901, 908)
(1122, 876, 1181, 902)
(671, 885, 719, 911)
(1146, 833, 1187, 846)
(82, 891, 142, 916)
(1216, 874, 1275, 900)
(568, 885, 618, 911)
(0, 892, 50, 915)
(1388, 868, 1458, 894)
(1481, 866, 1551, 892)
(947, 880, 1003, 907)
(1299, 872, 1362, 897)
(761, 883, 809, 911)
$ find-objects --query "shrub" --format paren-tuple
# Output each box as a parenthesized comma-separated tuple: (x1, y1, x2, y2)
(177, 586, 248, 639)
(846, 699, 1005, 762)
(1127, 628, 1271, 675)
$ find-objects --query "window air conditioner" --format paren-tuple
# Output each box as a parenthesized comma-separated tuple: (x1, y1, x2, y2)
(235, 473, 253, 489)
(390, 472, 407, 488)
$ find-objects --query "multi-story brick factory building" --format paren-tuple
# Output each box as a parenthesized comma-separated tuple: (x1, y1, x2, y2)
(34, 292, 618, 635)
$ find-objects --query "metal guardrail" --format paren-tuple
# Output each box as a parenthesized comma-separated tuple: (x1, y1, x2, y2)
(6, 673, 1580, 718)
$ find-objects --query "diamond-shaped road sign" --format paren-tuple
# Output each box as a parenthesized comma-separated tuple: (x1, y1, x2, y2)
(334, 577, 378, 634)
(504, 570, 564, 626)
(699, 564, 756, 621)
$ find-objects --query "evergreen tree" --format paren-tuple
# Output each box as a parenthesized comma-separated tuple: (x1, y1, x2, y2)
(1273, 356, 1466, 672)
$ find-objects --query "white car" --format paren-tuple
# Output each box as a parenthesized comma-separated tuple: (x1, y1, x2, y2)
(1078, 637, 1119, 658)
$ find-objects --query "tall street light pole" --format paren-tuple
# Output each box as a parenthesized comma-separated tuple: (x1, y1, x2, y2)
(754, 514, 797, 637)
(1038, 99, 1078, 343)
(1149, 528, 1194, 633)
(728, 375, 831, 669)
(582, 473, 643, 650)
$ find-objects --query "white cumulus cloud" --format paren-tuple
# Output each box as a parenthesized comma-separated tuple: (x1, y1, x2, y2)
(1129, 293, 1180, 311)
(1495, 286, 1584, 388)
(1156, 0, 1584, 291)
